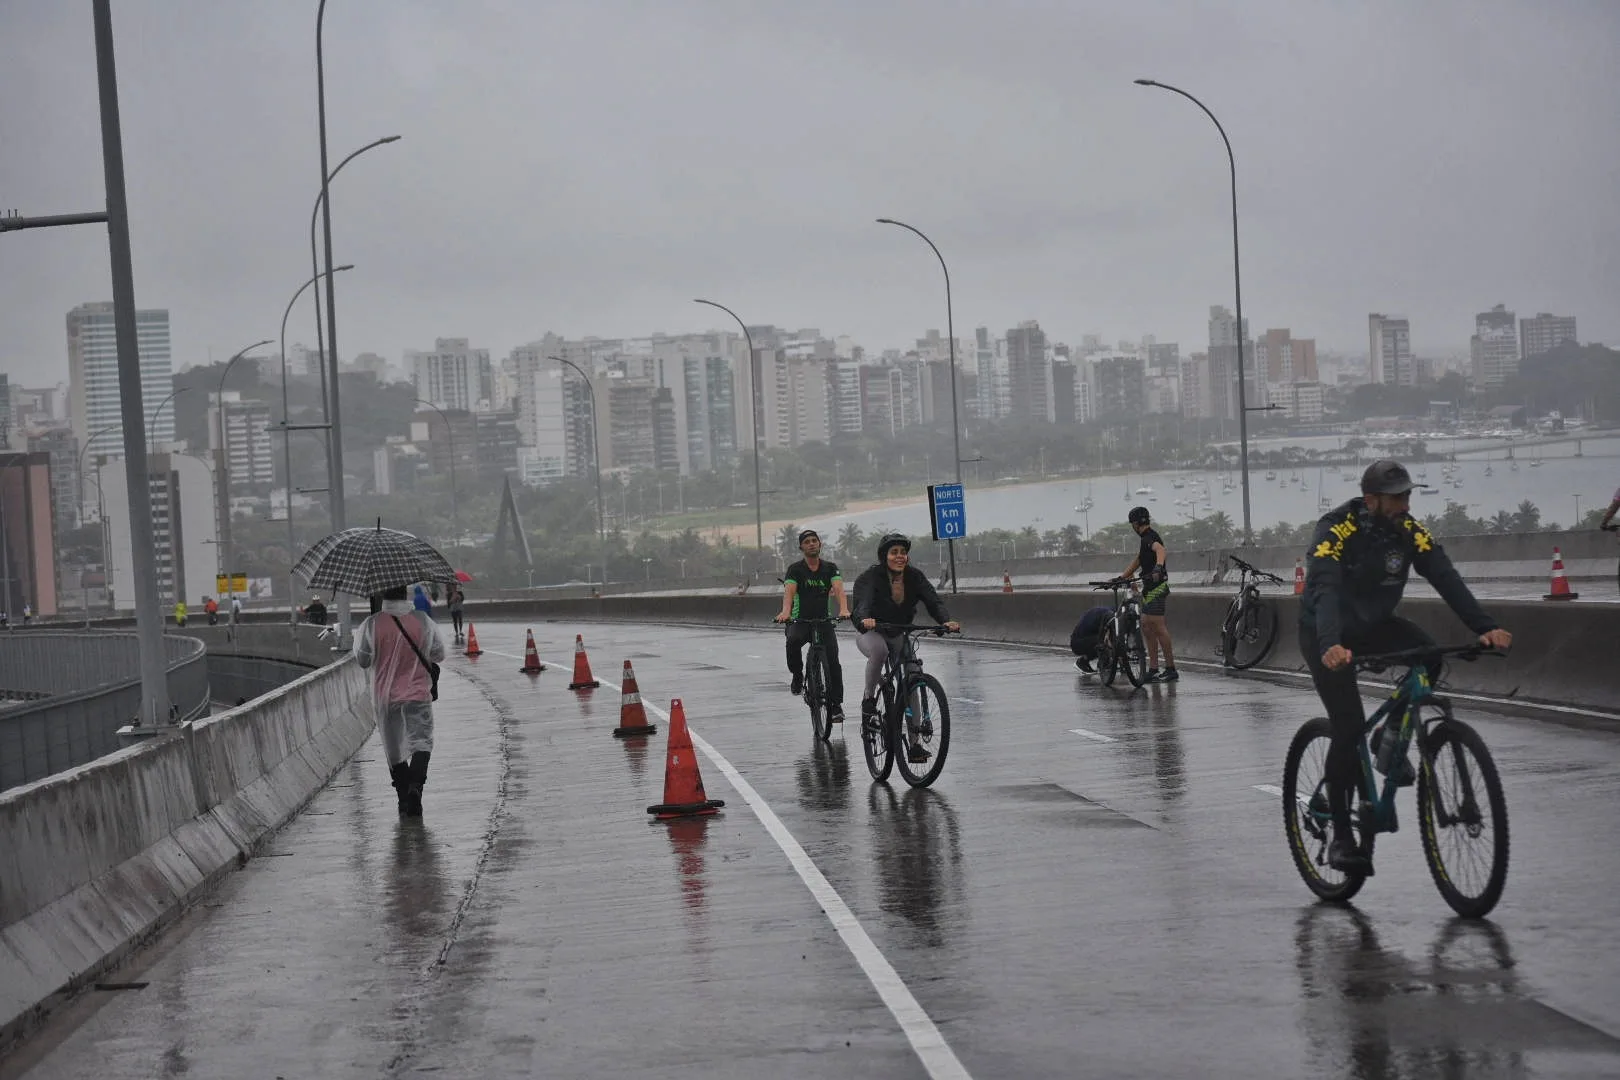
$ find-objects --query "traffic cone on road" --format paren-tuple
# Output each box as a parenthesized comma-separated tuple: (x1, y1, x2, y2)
(647, 699, 724, 820)
(519, 629, 544, 674)
(1542, 546, 1580, 601)
(1294, 557, 1305, 595)
(567, 634, 601, 690)
(464, 623, 483, 657)
(613, 660, 658, 738)
(1002, 571, 1014, 594)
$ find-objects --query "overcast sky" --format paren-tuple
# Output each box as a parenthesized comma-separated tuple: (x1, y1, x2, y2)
(2, 0, 1616, 386)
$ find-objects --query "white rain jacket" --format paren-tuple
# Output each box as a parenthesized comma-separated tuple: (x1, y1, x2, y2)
(354, 599, 446, 764)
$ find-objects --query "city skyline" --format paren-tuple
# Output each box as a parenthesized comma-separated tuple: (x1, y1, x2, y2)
(1, 2, 1616, 387)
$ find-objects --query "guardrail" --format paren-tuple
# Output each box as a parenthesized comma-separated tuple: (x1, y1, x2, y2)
(0, 633, 210, 792)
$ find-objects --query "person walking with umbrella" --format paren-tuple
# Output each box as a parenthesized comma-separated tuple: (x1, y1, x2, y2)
(293, 523, 457, 816)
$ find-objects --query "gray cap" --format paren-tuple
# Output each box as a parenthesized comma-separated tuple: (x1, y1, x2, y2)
(1360, 459, 1417, 495)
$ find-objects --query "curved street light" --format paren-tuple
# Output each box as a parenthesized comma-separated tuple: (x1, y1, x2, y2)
(876, 217, 963, 593)
(1134, 78, 1254, 544)
(548, 356, 609, 591)
(211, 339, 273, 584)
(692, 298, 764, 553)
(413, 398, 460, 556)
(147, 386, 188, 457)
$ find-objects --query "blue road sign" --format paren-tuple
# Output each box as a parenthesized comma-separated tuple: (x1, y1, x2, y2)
(927, 483, 967, 540)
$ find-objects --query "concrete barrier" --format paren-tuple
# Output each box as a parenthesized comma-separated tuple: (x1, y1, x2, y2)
(0, 656, 373, 1049)
(484, 590, 1617, 716)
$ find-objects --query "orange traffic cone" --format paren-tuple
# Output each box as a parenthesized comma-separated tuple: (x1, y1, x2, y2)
(519, 629, 544, 674)
(613, 660, 658, 738)
(647, 699, 724, 819)
(1543, 546, 1579, 601)
(464, 623, 483, 657)
(1002, 571, 1013, 594)
(1294, 557, 1305, 595)
(567, 634, 601, 690)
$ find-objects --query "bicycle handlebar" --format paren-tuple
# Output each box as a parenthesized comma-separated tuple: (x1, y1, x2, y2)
(775, 615, 846, 625)
(1089, 577, 1141, 590)
(1351, 643, 1502, 672)
(866, 622, 961, 636)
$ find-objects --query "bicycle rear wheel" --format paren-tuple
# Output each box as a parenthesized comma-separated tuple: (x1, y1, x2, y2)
(1122, 619, 1150, 687)
(894, 673, 951, 788)
(862, 679, 895, 781)
(1226, 595, 1279, 670)
(1282, 718, 1367, 903)
(1418, 719, 1509, 918)
(806, 652, 831, 742)
(1098, 624, 1119, 687)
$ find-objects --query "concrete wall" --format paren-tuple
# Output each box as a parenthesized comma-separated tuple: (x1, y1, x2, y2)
(477, 591, 1617, 715)
(0, 656, 374, 1048)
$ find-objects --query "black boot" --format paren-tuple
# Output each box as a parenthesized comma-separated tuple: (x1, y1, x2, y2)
(404, 751, 430, 817)
(389, 761, 412, 815)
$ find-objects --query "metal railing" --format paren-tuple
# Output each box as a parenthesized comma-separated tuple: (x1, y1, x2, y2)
(0, 633, 209, 791)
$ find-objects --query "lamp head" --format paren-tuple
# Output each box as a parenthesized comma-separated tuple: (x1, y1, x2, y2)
(1134, 78, 1157, 86)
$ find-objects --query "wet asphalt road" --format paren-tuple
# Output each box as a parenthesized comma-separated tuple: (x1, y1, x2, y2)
(6, 620, 1620, 1079)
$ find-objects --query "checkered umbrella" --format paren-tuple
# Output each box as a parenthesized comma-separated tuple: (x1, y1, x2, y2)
(292, 524, 456, 597)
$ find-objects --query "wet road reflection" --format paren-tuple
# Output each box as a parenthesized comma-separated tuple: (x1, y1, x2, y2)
(866, 786, 965, 946)
(795, 737, 852, 814)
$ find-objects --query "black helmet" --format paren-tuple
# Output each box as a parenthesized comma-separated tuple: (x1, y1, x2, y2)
(876, 532, 912, 562)
(1128, 506, 1151, 525)
(1360, 459, 1416, 495)
(797, 529, 820, 545)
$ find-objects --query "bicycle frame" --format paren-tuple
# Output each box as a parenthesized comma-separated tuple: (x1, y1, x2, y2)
(1353, 664, 1448, 834)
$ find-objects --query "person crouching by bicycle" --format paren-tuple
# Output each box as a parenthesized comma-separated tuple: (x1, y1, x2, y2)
(1121, 506, 1177, 682)
(1069, 604, 1112, 673)
(774, 529, 852, 724)
(1301, 459, 1512, 876)
(851, 533, 961, 762)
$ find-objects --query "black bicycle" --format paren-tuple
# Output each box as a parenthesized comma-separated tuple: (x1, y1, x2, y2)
(860, 623, 959, 788)
(1088, 578, 1149, 688)
(1282, 644, 1509, 918)
(1222, 555, 1284, 670)
(783, 616, 843, 742)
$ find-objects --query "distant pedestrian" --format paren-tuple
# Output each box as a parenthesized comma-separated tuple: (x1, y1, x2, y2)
(447, 585, 465, 643)
(173, 600, 187, 627)
(1069, 605, 1112, 673)
(21, 603, 32, 626)
(230, 596, 242, 624)
(205, 596, 219, 625)
(304, 595, 328, 625)
(355, 584, 445, 816)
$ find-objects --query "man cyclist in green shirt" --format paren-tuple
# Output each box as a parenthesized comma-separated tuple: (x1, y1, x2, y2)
(775, 529, 851, 723)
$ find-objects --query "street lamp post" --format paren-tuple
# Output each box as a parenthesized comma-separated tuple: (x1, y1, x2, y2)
(876, 218, 963, 593)
(547, 356, 608, 593)
(278, 265, 352, 623)
(692, 299, 764, 552)
(75, 421, 122, 624)
(212, 340, 273, 587)
(148, 387, 188, 457)
(1135, 78, 1255, 545)
(1574, 494, 1584, 524)
(413, 398, 460, 554)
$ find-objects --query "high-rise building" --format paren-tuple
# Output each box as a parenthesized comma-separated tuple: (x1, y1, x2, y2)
(1519, 313, 1577, 360)
(66, 302, 173, 466)
(1208, 307, 1250, 419)
(409, 337, 492, 412)
(209, 392, 275, 491)
(1367, 314, 1413, 386)
(0, 451, 58, 616)
(1090, 356, 1147, 420)
(474, 412, 521, 480)
(1006, 321, 1051, 422)
(1471, 304, 1520, 389)
(27, 427, 79, 537)
(1051, 359, 1078, 424)
(100, 452, 213, 610)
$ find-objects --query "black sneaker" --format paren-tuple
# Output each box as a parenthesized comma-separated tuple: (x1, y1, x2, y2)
(907, 742, 932, 763)
(1328, 831, 1373, 876)
(829, 707, 845, 724)
(790, 673, 803, 696)
(861, 699, 881, 734)
(1159, 668, 1179, 682)
(1074, 657, 1094, 673)
(1144, 668, 1160, 682)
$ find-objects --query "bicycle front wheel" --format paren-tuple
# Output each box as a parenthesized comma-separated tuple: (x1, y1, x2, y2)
(862, 680, 895, 782)
(806, 653, 831, 742)
(1418, 719, 1509, 918)
(1282, 718, 1367, 904)
(894, 674, 951, 788)
(1227, 595, 1279, 670)
(1098, 625, 1119, 687)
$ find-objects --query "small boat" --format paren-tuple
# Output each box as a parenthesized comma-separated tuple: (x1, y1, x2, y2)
(1135, 486, 1154, 495)
(1419, 486, 1440, 495)
(1265, 470, 1278, 480)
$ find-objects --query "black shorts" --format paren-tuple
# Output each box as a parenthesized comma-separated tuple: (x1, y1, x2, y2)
(1141, 578, 1169, 616)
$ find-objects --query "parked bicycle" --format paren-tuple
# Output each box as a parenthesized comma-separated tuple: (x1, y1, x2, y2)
(1088, 577, 1150, 688)
(1282, 643, 1509, 918)
(1221, 555, 1284, 670)
(860, 623, 960, 787)
(1604, 522, 1619, 593)
(782, 616, 843, 742)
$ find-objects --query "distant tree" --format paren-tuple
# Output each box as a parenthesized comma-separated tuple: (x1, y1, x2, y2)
(1487, 510, 1516, 534)
(837, 522, 864, 561)
(1511, 500, 1541, 533)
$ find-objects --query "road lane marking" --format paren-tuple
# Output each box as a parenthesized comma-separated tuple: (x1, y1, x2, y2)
(957, 697, 983, 705)
(1068, 728, 1117, 743)
(491, 648, 973, 1080)
(1253, 784, 1285, 798)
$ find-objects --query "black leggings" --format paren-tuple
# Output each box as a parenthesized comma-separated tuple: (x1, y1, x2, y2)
(785, 622, 844, 707)
(452, 610, 464, 635)
(1300, 616, 1438, 830)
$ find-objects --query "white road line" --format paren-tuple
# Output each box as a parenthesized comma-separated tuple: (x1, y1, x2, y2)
(1253, 784, 1285, 798)
(503, 651, 973, 1080)
(1068, 728, 1117, 743)
(957, 697, 984, 705)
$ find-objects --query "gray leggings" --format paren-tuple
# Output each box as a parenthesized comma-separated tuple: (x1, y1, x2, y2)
(855, 630, 903, 702)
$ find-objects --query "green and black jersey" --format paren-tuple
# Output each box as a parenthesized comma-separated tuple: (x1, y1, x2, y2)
(784, 558, 841, 619)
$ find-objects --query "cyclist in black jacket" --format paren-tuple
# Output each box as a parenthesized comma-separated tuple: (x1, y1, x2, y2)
(1301, 460, 1512, 874)
(850, 533, 960, 758)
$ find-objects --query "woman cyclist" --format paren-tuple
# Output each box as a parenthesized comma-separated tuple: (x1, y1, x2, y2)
(850, 533, 960, 762)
